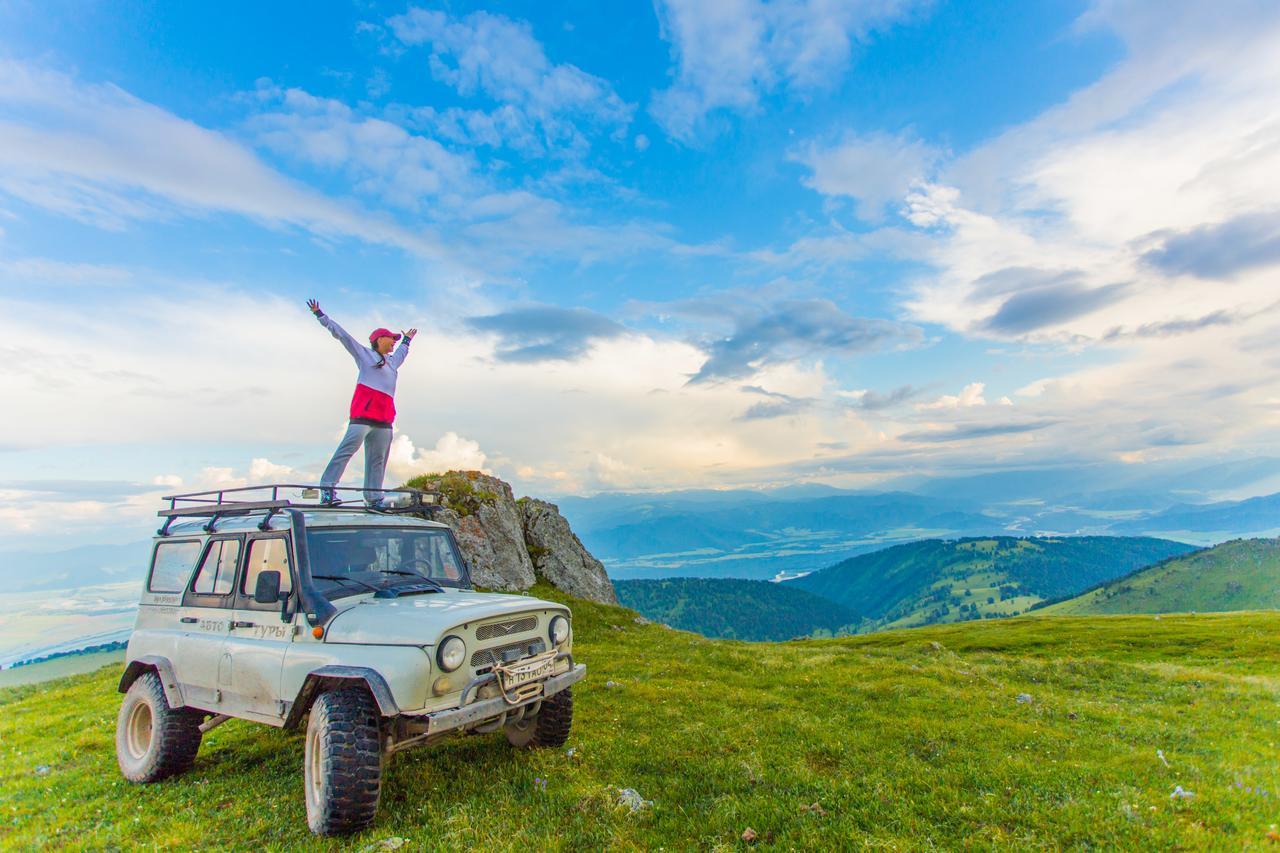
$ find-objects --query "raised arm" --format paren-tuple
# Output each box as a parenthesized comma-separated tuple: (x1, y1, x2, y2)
(308, 299, 366, 362)
(388, 328, 416, 368)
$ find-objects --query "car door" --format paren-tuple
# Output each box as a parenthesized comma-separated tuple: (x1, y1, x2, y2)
(135, 538, 205, 668)
(223, 534, 298, 723)
(176, 535, 242, 711)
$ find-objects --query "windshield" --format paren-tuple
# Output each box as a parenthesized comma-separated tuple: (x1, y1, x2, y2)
(305, 526, 470, 599)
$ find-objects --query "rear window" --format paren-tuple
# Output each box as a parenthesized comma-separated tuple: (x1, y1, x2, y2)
(148, 541, 202, 593)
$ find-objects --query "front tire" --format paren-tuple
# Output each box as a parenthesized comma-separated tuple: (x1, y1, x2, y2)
(304, 688, 383, 836)
(115, 670, 203, 782)
(504, 686, 573, 749)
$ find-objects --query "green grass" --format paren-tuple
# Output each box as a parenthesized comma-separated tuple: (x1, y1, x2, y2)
(3, 587, 1279, 849)
(1042, 538, 1280, 616)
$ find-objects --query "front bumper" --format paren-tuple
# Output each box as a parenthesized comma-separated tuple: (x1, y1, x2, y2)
(414, 663, 586, 737)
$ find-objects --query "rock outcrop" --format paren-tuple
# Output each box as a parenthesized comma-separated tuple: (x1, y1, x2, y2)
(403, 470, 616, 604)
(520, 498, 618, 604)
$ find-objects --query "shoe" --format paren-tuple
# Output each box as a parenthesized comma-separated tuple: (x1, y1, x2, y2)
(319, 488, 339, 506)
(366, 499, 386, 510)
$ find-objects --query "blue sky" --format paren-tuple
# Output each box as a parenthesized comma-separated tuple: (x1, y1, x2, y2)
(2, 0, 1279, 546)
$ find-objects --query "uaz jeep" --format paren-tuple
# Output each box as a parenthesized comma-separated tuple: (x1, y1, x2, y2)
(114, 485, 584, 835)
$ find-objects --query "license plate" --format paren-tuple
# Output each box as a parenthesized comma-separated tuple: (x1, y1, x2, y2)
(497, 652, 556, 690)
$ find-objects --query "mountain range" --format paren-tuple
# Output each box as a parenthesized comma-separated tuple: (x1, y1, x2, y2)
(561, 458, 1280, 582)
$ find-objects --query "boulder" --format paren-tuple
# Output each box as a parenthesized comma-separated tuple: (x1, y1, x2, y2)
(519, 497, 618, 605)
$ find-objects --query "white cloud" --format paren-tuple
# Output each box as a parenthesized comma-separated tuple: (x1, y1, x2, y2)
(794, 131, 940, 221)
(387, 432, 489, 481)
(0, 60, 449, 258)
(248, 458, 296, 481)
(388, 8, 633, 154)
(650, 0, 922, 141)
(896, 2, 1280, 341)
(249, 85, 478, 214)
(918, 382, 987, 410)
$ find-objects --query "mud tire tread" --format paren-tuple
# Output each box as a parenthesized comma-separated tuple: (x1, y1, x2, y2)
(305, 688, 383, 836)
(115, 670, 203, 783)
(527, 686, 573, 748)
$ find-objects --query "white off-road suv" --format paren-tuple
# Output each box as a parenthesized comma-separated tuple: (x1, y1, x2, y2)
(114, 485, 585, 836)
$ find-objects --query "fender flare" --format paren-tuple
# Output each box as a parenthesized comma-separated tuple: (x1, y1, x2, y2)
(118, 655, 186, 709)
(283, 665, 400, 729)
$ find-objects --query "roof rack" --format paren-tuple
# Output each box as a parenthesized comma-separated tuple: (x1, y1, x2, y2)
(156, 483, 443, 535)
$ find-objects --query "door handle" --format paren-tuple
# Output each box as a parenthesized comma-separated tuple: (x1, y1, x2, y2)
(180, 617, 197, 624)
(231, 620, 256, 629)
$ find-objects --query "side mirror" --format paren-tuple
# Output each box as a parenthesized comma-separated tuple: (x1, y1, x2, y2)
(254, 570, 283, 604)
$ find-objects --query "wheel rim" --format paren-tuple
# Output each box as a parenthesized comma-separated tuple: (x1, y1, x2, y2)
(305, 724, 323, 809)
(125, 700, 153, 761)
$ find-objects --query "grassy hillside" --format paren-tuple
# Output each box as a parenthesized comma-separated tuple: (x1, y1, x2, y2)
(2, 586, 1278, 849)
(1041, 538, 1280, 616)
(790, 536, 1197, 632)
(615, 578, 856, 641)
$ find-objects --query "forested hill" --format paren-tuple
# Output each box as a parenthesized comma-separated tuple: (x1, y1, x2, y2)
(614, 578, 856, 641)
(1039, 538, 1280, 616)
(789, 536, 1197, 632)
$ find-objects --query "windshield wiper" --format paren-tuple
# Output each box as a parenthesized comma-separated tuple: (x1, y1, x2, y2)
(374, 576, 446, 598)
(311, 574, 381, 594)
(378, 569, 418, 576)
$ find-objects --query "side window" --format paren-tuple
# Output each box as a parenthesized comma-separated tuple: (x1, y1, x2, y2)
(243, 538, 293, 596)
(148, 541, 202, 593)
(191, 539, 241, 595)
(416, 535, 462, 580)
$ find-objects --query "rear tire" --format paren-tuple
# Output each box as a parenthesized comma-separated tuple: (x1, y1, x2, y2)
(504, 686, 573, 749)
(115, 671, 203, 783)
(304, 688, 383, 836)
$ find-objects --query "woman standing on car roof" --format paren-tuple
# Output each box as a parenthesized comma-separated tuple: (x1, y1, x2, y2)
(307, 299, 416, 507)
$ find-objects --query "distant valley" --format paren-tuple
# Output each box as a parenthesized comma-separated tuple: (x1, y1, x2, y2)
(563, 459, 1280, 582)
(617, 535, 1198, 639)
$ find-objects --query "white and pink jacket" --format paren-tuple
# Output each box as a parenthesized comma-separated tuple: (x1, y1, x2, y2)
(316, 312, 410, 426)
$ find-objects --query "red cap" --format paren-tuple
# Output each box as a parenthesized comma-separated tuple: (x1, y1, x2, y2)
(369, 327, 401, 344)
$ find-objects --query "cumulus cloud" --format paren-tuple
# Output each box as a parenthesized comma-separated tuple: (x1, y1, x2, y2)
(388, 7, 633, 153)
(466, 305, 630, 363)
(918, 382, 988, 410)
(388, 432, 489, 480)
(248, 458, 296, 481)
(650, 0, 922, 141)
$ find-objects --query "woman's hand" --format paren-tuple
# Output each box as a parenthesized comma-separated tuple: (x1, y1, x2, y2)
(307, 299, 322, 315)
(403, 328, 418, 340)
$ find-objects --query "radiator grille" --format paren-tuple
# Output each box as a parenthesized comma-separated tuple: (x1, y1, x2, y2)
(471, 638, 547, 669)
(476, 616, 538, 641)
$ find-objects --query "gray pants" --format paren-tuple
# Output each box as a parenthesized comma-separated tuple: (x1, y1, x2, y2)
(320, 423, 393, 503)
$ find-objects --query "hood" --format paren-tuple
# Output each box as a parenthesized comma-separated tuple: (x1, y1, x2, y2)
(323, 590, 566, 646)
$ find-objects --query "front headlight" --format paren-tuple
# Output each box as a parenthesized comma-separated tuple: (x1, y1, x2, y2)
(549, 615, 570, 645)
(437, 635, 466, 672)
